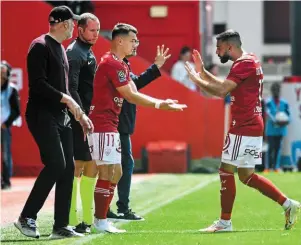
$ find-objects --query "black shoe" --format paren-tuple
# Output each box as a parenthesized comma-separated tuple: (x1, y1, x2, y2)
(117, 209, 145, 221)
(49, 226, 84, 239)
(1, 182, 11, 190)
(107, 209, 120, 221)
(14, 217, 40, 238)
(74, 222, 91, 234)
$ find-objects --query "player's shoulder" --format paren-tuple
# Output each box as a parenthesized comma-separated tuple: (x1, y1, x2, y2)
(232, 53, 259, 70)
(235, 53, 259, 65)
(99, 52, 124, 69)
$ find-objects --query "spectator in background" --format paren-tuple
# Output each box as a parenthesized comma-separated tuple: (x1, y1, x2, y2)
(171, 46, 197, 91)
(264, 82, 290, 173)
(1, 61, 21, 190)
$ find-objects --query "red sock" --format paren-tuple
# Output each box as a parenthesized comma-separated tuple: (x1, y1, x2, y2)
(94, 179, 111, 219)
(108, 183, 117, 206)
(244, 173, 287, 205)
(219, 168, 236, 220)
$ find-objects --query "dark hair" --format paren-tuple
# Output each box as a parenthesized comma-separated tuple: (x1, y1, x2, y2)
(205, 63, 217, 72)
(0, 60, 12, 77)
(180, 46, 191, 56)
(216, 29, 242, 47)
(78, 13, 99, 28)
(271, 82, 280, 92)
(112, 23, 138, 40)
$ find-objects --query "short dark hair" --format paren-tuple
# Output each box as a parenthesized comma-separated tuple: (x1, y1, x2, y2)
(111, 23, 138, 40)
(216, 29, 242, 47)
(180, 46, 191, 56)
(78, 13, 99, 28)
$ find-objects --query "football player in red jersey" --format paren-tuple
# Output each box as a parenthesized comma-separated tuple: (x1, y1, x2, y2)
(88, 23, 186, 233)
(185, 30, 300, 232)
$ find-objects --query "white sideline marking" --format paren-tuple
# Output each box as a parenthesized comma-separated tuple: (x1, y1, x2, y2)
(71, 176, 219, 245)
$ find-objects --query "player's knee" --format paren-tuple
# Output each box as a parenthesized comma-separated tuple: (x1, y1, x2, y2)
(238, 173, 253, 185)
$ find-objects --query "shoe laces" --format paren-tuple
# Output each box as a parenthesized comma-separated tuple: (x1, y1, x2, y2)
(25, 218, 37, 228)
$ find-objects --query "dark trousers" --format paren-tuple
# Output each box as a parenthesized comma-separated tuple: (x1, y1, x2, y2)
(117, 133, 134, 213)
(1, 127, 13, 187)
(21, 106, 74, 228)
(265, 136, 283, 170)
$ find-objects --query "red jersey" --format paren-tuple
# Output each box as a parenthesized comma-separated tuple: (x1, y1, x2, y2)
(90, 52, 130, 132)
(226, 53, 264, 136)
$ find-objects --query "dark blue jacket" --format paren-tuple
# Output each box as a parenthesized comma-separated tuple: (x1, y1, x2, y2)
(118, 59, 161, 135)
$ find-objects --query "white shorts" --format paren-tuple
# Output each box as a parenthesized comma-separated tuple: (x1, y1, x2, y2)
(221, 133, 263, 168)
(87, 132, 121, 165)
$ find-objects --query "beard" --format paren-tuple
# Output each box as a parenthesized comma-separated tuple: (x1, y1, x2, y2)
(219, 52, 231, 64)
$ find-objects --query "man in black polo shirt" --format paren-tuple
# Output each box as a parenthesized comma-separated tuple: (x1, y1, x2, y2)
(108, 45, 171, 221)
(66, 13, 100, 233)
(14, 6, 93, 239)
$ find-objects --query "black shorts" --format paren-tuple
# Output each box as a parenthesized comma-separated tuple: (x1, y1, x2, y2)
(70, 117, 92, 161)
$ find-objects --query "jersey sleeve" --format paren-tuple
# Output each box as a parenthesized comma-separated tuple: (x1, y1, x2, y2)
(106, 61, 130, 88)
(226, 60, 255, 85)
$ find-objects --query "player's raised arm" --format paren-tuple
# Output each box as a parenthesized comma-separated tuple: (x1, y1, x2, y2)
(184, 61, 237, 98)
(117, 80, 186, 111)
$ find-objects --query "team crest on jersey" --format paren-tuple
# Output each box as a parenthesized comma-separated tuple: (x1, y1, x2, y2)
(117, 70, 127, 83)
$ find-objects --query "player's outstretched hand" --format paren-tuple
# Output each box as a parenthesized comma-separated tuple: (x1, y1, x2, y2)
(184, 61, 200, 83)
(159, 99, 187, 111)
(154, 45, 171, 69)
(79, 114, 94, 141)
(192, 49, 204, 74)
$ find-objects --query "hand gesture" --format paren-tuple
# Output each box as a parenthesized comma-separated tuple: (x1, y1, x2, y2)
(79, 114, 94, 140)
(154, 45, 171, 69)
(184, 61, 200, 83)
(159, 99, 187, 111)
(192, 49, 204, 74)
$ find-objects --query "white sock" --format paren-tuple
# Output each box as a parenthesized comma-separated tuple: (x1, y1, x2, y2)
(282, 198, 291, 210)
(220, 219, 231, 226)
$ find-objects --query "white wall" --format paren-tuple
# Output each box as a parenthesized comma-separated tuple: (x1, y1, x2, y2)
(212, 0, 290, 63)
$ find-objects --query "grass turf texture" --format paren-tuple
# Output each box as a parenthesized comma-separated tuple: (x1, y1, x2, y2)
(1, 173, 300, 245)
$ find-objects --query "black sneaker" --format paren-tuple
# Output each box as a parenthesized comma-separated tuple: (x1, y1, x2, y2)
(49, 226, 84, 239)
(107, 209, 120, 222)
(74, 222, 91, 234)
(117, 209, 145, 221)
(14, 217, 40, 238)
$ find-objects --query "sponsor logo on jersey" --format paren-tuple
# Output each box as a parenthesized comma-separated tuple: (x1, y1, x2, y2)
(254, 106, 262, 113)
(113, 97, 124, 107)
